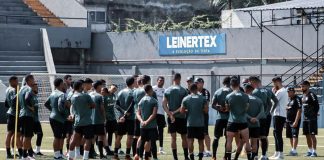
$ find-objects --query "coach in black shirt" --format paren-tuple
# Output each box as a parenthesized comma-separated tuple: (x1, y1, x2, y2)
(300, 81, 319, 157)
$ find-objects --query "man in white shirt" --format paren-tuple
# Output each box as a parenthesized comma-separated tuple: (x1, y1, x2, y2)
(153, 76, 167, 154)
(270, 77, 289, 160)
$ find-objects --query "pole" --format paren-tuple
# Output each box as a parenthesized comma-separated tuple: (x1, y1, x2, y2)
(260, 10, 263, 81)
(301, 12, 304, 81)
(13, 85, 19, 160)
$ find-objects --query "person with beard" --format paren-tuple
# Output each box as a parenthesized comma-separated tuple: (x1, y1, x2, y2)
(300, 81, 319, 157)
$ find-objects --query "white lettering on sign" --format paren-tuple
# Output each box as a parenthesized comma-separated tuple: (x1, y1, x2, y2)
(166, 35, 217, 48)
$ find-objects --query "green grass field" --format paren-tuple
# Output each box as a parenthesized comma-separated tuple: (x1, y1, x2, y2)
(0, 123, 323, 160)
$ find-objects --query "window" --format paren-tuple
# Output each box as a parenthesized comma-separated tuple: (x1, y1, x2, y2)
(89, 11, 106, 23)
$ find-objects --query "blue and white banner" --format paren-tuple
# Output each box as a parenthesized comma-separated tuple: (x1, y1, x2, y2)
(159, 33, 226, 56)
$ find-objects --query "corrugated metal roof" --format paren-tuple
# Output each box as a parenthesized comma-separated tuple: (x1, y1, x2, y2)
(236, 0, 324, 11)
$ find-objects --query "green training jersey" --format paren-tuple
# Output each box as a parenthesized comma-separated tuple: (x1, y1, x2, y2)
(226, 90, 249, 123)
(32, 93, 40, 122)
(45, 89, 67, 123)
(133, 87, 146, 119)
(252, 87, 269, 119)
(71, 92, 94, 127)
(212, 86, 232, 120)
(116, 88, 134, 120)
(6, 86, 17, 116)
(138, 95, 158, 129)
(246, 95, 264, 128)
(164, 85, 188, 119)
(104, 93, 117, 121)
(182, 94, 207, 127)
(90, 91, 105, 125)
(19, 85, 34, 118)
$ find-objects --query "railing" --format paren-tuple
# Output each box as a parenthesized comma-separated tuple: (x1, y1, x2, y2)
(40, 28, 56, 91)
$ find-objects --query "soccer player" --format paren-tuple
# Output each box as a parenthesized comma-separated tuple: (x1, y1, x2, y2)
(64, 75, 73, 94)
(249, 76, 278, 160)
(244, 83, 264, 160)
(270, 77, 288, 160)
(211, 76, 232, 160)
(153, 76, 167, 154)
(68, 80, 95, 160)
(186, 77, 194, 94)
(300, 81, 319, 157)
(114, 76, 136, 160)
(102, 84, 118, 155)
(63, 82, 74, 156)
(31, 83, 44, 156)
(90, 80, 107, 159)
(45, 78, 69, 159)
(163, 73, 189, 160)
(5, 76, 23, 159)
(136, 84, 158, 160)
(181, 83, 208, 160)
(286, 87, 302, 156)
(19, 74, 36, 160)
(224, 78, 252, 160)
(195, 77, 211, 157)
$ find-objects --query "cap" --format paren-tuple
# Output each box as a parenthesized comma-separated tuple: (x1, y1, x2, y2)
(186, 76, 193, 82)
(194, 78, 204, 83)
(287, 87, 295, 92)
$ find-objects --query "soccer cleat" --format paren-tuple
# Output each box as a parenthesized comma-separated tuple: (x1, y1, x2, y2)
(118, 149, 125, 155)
(310, 152, 317, 157)
(259, 155, 269, 160)
(158, 148, 166, 155)
(304, 151, 312, 157)
(287, 151, 297, 156)
(204, 151, 212, 157)
(269, 152, 278, 159)
(6, 154, 14, 159)
(100, 155, 107, 160)
(271, 155, 284, 160)
(35, 152, 44, 156)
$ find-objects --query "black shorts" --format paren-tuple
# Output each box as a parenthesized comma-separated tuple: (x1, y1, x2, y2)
(33, 121, 43, 135)
(93, 124, 106, 135)
(156, 114, 166, 128)
(116, 119, 135, 136)
(75, 125, 94, 139)
(286, 121, 300, 138)
(259, 115, 272, 137)
(50, 119, 66, 139)
(7, 114, 21, 132)
(214, 119, 228, 138)
(204, 114, 209, 135)
(134, 119, 141, 137)
(106, 120, 117, 134)
(227, 122, 248, 133)
(141, 128, 158, 142)
(20, 116, 34, 138)
(167, 117, 187, 134)
(187, 127, 204, 140)
(303, 120, 318, 135)
(64, 121, 73, 135)
(249, 127, 260, 138)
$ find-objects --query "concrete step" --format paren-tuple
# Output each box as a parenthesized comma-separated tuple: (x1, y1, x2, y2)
(0, 6, 33, 12)
(0, 66, 47, 71)
(0, 61, 46, 66)
(0, 70, 47, 75)
(0, 51, 42, 56)
(0, 55, 45, 61)
(0, 3, 28, 8)
(0, 10, 37, 16)
(56, 65, 81, 73)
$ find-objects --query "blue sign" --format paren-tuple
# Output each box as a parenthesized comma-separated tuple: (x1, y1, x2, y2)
(159, 33, 226, 56)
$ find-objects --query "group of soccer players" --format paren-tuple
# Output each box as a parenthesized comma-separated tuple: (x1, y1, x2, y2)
(4, 73, 320, 160)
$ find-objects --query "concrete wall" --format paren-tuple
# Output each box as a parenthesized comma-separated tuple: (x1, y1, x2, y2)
(39, 0, 88, 27)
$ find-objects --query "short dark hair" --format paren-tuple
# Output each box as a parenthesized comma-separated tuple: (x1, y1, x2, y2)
(144, 84, 153, 93)
(272, 76, 282, 82)
(84, 78, 93, 84)
(230, 78, 240, 87)
(93, 80, 103, 89)
(25, 74, 34, 83)
(248, 76, 260, 83)
(141, 75, 151, 85)
(73, 81, 83, 90)
(244, 83, 254, 91)
(126, 76, 135, 87)
(157, 76, 165, 81)
(111, 84, 118, 88)
(54, 78, 63, 88)
(173, 73, 181, 81)
(9, 76, 18, 82)
(64, 75, 72, 80)
(300, 81, 310, 86)
(223, 76, 231, 86)
(100, 79, 106, 84)
(102, 87, 109, 93)
(79, 79, 85, 84)
(189, 83, 198, 92)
